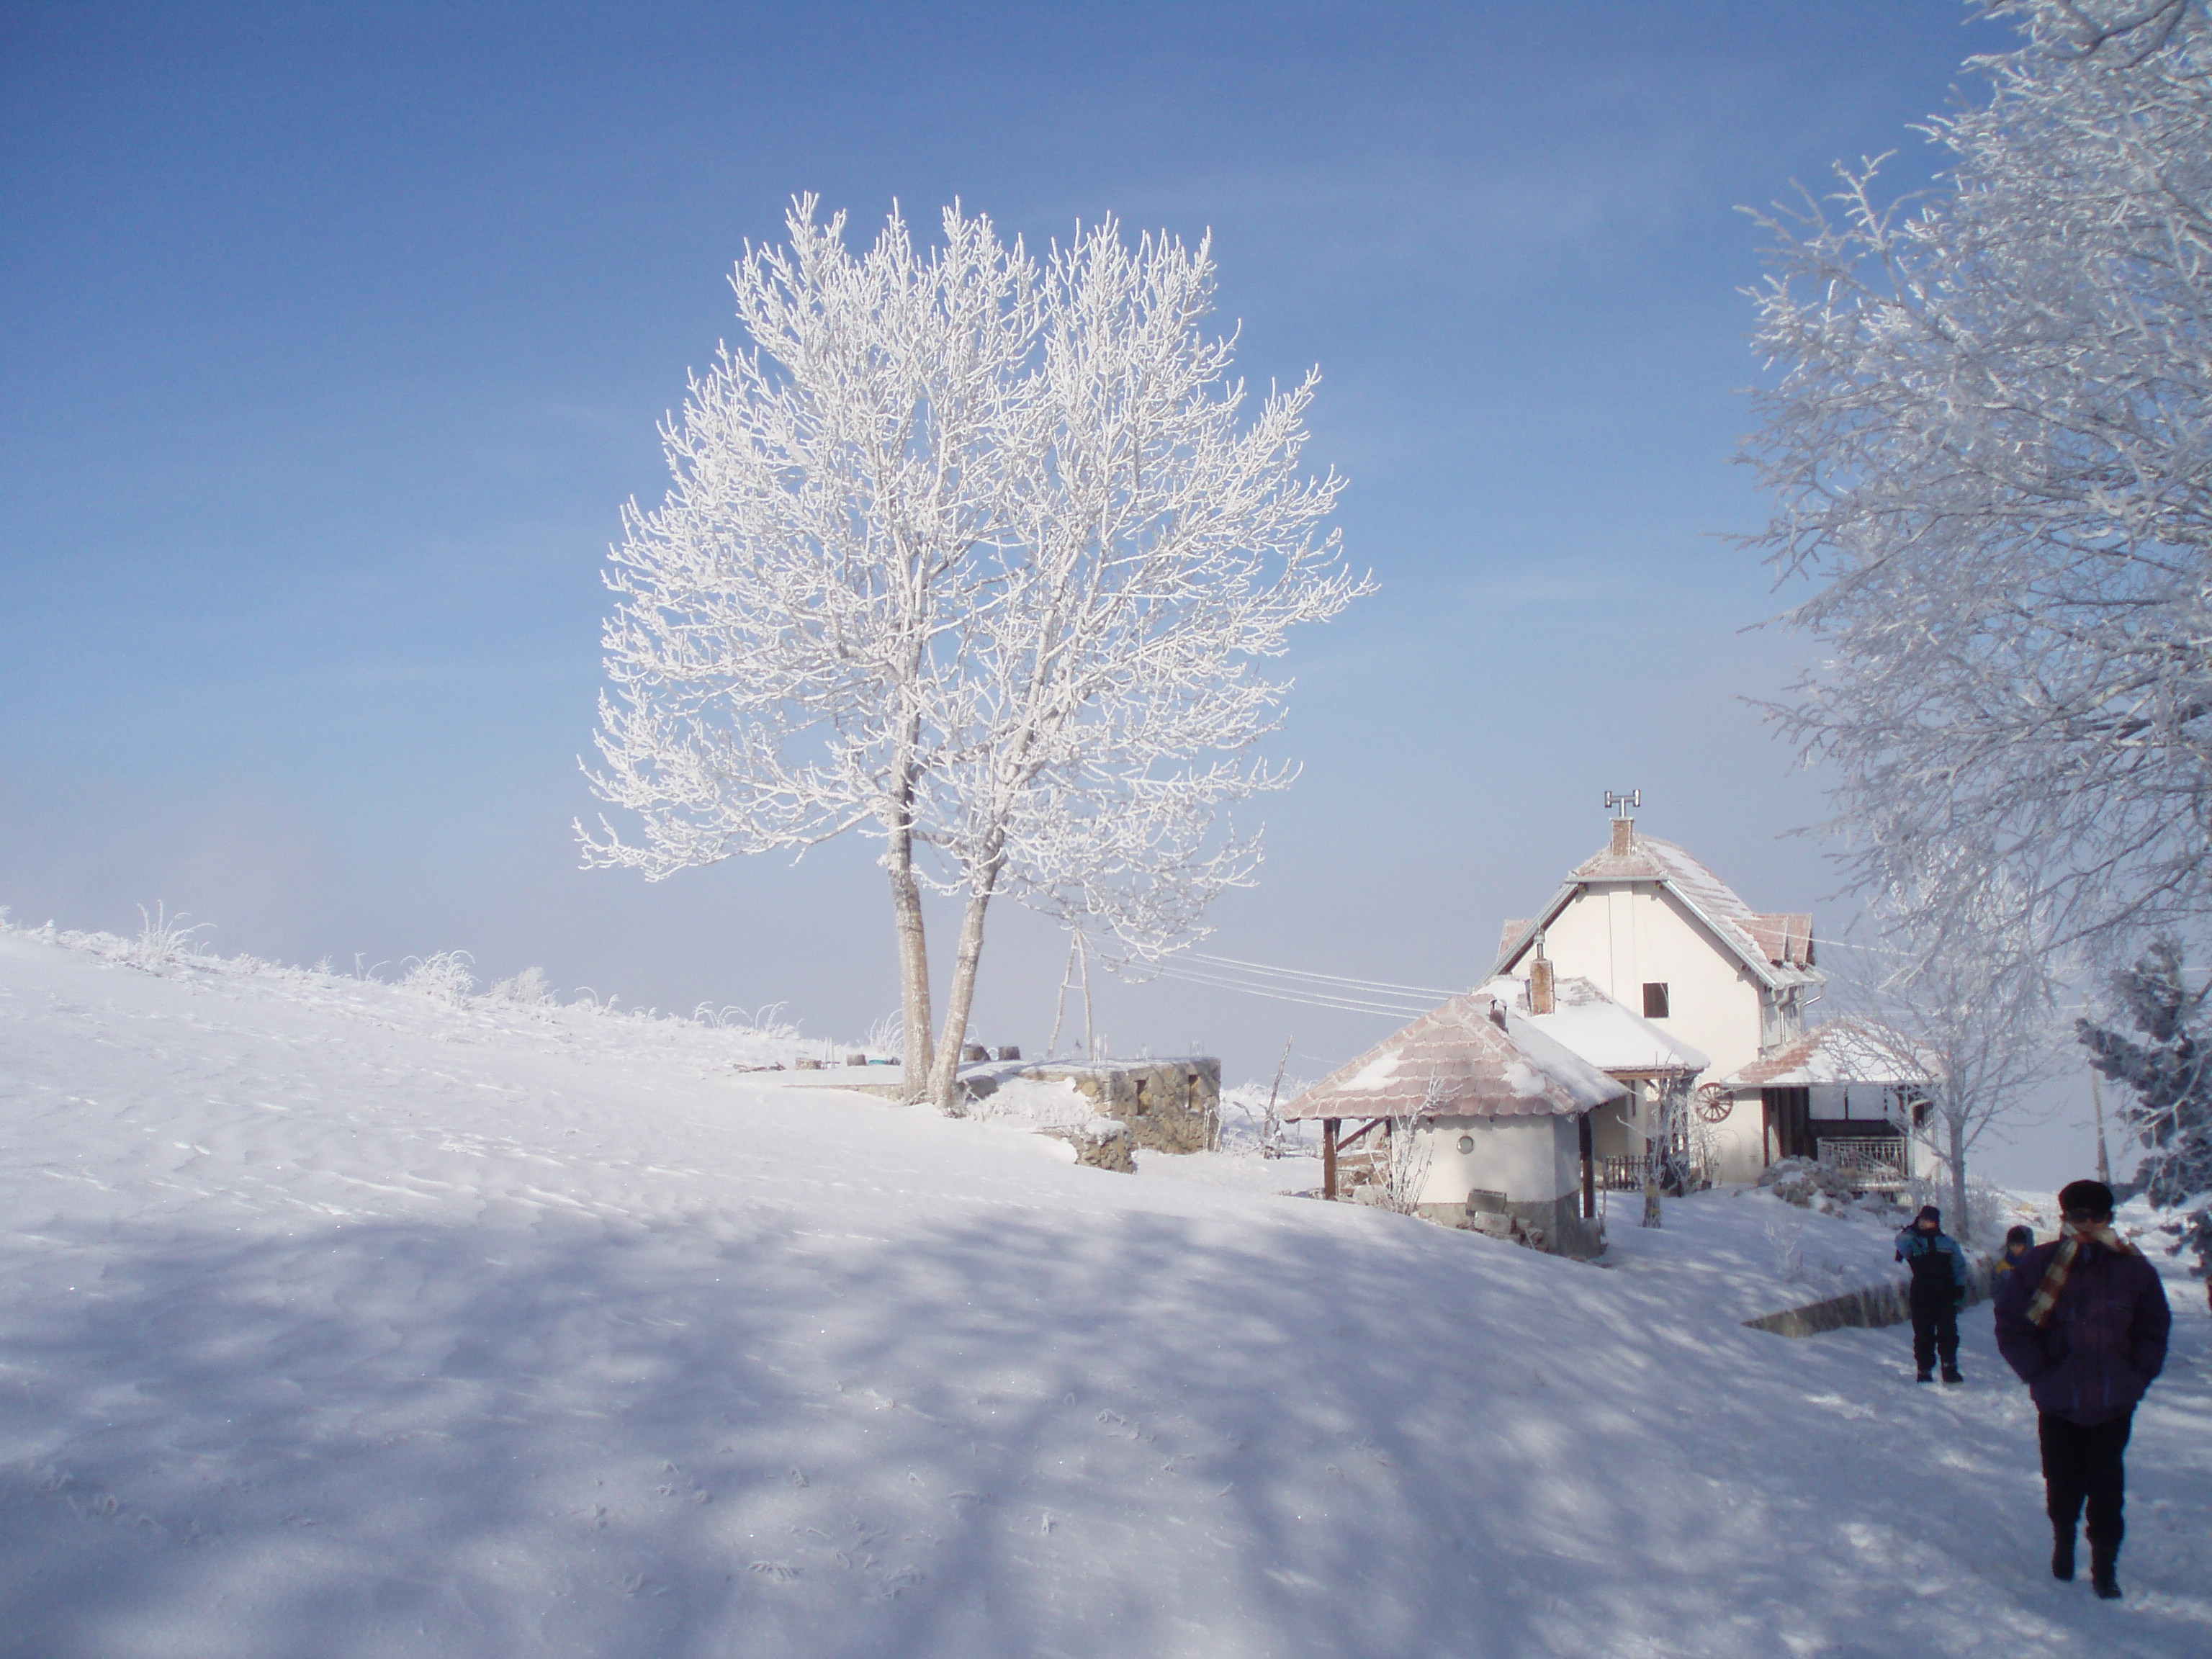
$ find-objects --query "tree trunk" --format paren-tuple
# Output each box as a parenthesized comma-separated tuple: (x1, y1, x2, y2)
(927, 857, 1002, 1112)
(886, 763, 935, 1103)
(1948, 1110, 1969, 1234)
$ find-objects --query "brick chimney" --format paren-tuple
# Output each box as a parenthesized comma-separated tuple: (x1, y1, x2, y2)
(1610, 815, 1634, 856)
(1529, 932, 1556, 1015)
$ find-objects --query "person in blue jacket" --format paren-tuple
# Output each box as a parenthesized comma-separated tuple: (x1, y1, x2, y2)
(1895, 1204, 1967, 1383)
(1995, 1179, 2172, 1601)
(1992, 1223, 2035, 1293)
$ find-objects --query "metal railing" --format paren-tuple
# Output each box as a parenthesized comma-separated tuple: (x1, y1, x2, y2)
(1817, 1136, 1910, 1191)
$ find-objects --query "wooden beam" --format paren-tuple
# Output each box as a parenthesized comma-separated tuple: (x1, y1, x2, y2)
(1579, 1110, 1596, 1220)
(1335, 1117, 1386, 1152)
(1323, 1118, 1339, 1200)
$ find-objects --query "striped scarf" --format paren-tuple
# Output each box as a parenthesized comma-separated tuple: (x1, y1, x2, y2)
(2025, 1220, 2136, 1328)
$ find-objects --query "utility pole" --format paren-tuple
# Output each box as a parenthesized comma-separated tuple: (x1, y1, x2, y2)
(2091, 1071, 2113, 1186)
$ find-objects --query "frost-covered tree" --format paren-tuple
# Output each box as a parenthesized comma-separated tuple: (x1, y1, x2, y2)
(2077, 936, 2212, 1204)
(1743, 0, 2212, 982)
(1840, 868, 2057, 1226)
(913, 222, 1364, 1108)
(581, 199, 1038, 1100)
(583, 200, 1361, 1110)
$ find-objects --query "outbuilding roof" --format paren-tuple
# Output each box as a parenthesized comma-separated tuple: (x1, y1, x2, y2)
(1716, 1018, 1938, 1089)
(1490, 829, 1822, 994)
(1281, 992, 1627, 1123)
(1473, 974, 1710, 1076)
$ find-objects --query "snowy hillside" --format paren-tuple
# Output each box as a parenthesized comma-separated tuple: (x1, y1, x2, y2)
(1, 927, 2206, 1658)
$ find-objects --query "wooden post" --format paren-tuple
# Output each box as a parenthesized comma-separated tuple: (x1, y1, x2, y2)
(1323, 1118, 1339, 1200)
(1578, 1111, 1596, 1220)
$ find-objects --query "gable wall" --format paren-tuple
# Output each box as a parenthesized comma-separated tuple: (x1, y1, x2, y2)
(1527, 883, 1768, 1084)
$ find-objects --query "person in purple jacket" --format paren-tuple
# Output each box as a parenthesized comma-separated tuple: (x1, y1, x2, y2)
(1994, 1179, 2172, 1601)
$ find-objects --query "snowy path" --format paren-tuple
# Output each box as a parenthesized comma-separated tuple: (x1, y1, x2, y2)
(1, 931, 2205, 1658)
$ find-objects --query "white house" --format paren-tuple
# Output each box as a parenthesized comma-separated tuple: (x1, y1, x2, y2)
(1488, 811, 1928, 1185)
(1470, 968, 1709, 1179)
(1280, 968, 1707, 1256)
(1280, 988, 1626, 1257)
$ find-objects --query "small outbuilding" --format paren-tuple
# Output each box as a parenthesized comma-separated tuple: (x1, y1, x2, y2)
(1281, 990, 1627, 1257)
(1469, 966, 1709, 1187)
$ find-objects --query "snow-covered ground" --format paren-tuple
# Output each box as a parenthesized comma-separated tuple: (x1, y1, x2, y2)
(1, 927, 2206, 1658)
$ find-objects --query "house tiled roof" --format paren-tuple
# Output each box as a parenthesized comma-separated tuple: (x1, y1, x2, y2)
(1716, 1018, 1937, 1089)
(1475, 974, 1710, 1076)
(1491, 830, 1822, 992)
(1281, 992, 1627, 1123)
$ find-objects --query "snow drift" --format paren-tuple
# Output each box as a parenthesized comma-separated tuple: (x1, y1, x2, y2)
(0, 927, 2204, 1657)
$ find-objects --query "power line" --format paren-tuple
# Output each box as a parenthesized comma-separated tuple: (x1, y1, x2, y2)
(1187, 951, 1461, 997)
(1154, 963, 1437, 1020)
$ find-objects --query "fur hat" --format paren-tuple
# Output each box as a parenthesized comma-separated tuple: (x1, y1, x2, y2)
(2058, 1179, 2116, 1220)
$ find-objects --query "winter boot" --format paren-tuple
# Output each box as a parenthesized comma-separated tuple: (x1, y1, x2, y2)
(2091, 1545, 2121, 1600)
(1941, 1364, 1964, 1384)
(2051, 1527, 2076, 1582)
(1915, 1369, 1933, 1384)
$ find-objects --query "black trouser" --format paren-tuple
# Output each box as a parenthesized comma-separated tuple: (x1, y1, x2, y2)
(1910, 1295, 1959, 1373)
(2040, 1408, 2134, 1555)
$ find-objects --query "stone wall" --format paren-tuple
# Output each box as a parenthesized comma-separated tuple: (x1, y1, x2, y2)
(1018, 1058, 1220, 1154)
(1742, 1254, 1997, 1339)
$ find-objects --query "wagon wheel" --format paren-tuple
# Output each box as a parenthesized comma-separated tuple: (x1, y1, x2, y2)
(1696, 1084, 1734, 1124)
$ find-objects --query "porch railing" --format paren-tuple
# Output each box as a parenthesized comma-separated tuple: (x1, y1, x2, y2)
(1596, 1152, 1709, 1192)
(1817, 1136, 1910, 1191)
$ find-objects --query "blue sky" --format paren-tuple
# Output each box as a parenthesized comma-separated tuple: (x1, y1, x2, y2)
(3, 2, 2097, 1179)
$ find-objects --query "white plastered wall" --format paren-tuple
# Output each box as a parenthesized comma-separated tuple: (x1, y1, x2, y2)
(1411, 1115, 1579, 1210)
(1527, 881, 1774, 1183)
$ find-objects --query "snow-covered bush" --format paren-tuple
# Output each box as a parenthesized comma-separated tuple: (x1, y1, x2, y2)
(488, 966, 554, 1007)
(400, 951, 476, 1007)
(1759, 1157, 1908, 1226)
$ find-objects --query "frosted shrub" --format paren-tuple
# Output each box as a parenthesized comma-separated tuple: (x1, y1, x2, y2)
(863, 1010, 904, 1062)
(489, 966, 554, 1007)
(1373, 1100, 1436, 1216)
(1763, 1218, 1808, 1285)
(401, 951, 476, 1006)
(126, 903, 212, 971)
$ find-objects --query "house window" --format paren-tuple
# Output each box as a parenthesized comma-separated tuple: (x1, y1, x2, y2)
(1642, 982, 1670, 1019)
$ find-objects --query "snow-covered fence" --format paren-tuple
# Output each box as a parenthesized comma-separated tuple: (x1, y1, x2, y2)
(1816, 1137, 1909, 1193)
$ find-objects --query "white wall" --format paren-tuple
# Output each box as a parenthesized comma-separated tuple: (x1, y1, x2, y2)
(1526, 882, 1790, 1184)
(1810, 1084, 1903, 1123)
(1532, 883, 1768, 1082)
(1412, 1114, 1579, 1209)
